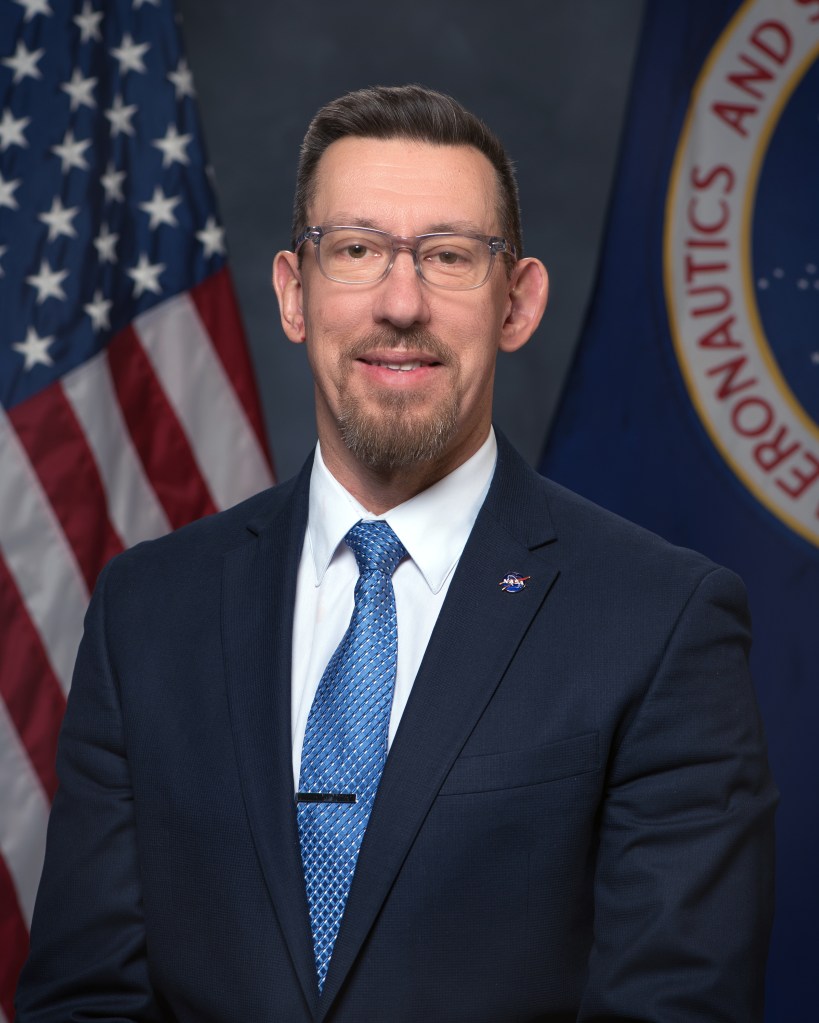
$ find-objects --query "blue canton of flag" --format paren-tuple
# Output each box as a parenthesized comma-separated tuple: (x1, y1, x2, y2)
(0, 3, 274, 1018)
(1, 0, 222, 404)
(540, 2, 819, 1019)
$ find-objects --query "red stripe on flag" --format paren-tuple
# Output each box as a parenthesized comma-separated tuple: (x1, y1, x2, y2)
(0, 855, 29, 1023)
(189, 268, 274, 470)
(107, 325, 218, 529)
(8, 384, 124, 593)
(0, 556, 65, 802)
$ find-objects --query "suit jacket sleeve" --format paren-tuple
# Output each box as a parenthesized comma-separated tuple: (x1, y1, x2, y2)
(579, 565, 777, 1021)
(15, 559, 163, 1023)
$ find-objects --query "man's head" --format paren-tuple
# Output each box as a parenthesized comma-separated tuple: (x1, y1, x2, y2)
(273, 86, 548, 508)
(291, 85, 523, 262)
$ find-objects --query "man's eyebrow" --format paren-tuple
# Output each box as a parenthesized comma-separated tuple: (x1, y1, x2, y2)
(323, 215, 382, 229)
(423, 220, 488, 235)
(322, 215, 490, 236)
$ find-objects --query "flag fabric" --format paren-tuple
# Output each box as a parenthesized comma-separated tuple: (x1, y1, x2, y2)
(0, 1, 274, 1016)
(539, 0, 818, 1017)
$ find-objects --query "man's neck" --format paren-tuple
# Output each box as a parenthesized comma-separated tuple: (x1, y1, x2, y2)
(318, 431, 490, 515)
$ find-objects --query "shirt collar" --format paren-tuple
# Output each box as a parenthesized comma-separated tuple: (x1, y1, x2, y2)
(307, 429, 497, 594)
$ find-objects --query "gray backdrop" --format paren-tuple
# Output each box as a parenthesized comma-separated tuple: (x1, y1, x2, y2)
(177, 0, 646, 481)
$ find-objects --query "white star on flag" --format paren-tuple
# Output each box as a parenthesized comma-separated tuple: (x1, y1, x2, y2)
(93, 223, 118, 263)
(139, 186, 181, 229)
(0, 244, 6, 277)
(38, 196, 79, 241)
(134, 0, 162, 7)
(61, 68, 97, 112)
(101, 161, 126, 202)
(0, 170, 22, 209)
(153, 123, 192, 167)
(83, 289, 113, 331)
(73, 0, 103, 43)
(127, 253, 165, 296)
(13, 0, 53, 23)
(51, 128, 91, 173)
(25, 258, 69, 303)
(197, 216, 226, 258)
(110, 33, 150, 76)
(1, 40, 45, 84)
(12, 326, 55, 370)
(105, 94, 138, 137)
(0, 109, 30, 151)
(167, 56, 195, 99)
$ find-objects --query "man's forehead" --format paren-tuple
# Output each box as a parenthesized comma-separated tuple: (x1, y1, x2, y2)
(308, 136, 500, 230)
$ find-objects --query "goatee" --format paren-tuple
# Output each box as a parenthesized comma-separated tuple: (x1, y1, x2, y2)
(336, 329, 459, 471)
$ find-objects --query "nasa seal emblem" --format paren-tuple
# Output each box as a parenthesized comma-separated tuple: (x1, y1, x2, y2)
(664, 0, 819, 546)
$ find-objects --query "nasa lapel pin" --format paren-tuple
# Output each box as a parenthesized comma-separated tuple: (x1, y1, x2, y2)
(499, 573, 530, 593)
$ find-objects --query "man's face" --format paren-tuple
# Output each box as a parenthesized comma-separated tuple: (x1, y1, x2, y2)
(275, 137, 542, 483)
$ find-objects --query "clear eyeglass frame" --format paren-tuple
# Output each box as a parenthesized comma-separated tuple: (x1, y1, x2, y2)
(293, 225, 516, 291)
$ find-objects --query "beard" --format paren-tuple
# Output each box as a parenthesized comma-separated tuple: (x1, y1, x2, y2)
(335, 328, 460, 471)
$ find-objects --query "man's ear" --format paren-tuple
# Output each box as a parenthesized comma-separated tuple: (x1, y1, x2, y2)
(272, 250, 306, 344)
(499, 257, 549, 353)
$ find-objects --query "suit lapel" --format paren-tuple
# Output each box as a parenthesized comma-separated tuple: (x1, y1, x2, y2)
(319, 437, 560, 1016)
(222, 461, 320, 1016)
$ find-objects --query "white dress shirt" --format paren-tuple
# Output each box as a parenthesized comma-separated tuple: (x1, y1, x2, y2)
(290, 429, 497, 787)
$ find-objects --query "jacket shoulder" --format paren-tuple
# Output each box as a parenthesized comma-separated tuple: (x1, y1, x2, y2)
(98, 467, 306, 595)
(489, 430, 745, 609)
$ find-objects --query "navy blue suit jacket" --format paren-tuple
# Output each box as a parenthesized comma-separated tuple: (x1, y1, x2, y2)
(17, 434, 776, 1022)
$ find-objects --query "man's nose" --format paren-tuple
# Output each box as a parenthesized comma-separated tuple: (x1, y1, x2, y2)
(371, 247, 430, 328)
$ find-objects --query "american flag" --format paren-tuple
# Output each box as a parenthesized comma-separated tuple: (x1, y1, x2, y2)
(0, 1, 275, 1016)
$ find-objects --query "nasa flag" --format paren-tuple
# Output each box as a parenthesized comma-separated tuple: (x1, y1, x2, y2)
(539, 0, 819, 1017)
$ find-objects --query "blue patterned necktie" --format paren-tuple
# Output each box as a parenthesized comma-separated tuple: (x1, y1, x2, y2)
(297, 519, 407, 992)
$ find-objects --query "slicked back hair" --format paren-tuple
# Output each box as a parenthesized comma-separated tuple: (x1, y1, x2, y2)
(291, 84, 523, 261)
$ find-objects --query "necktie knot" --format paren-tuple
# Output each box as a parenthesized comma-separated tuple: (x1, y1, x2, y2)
(345, 519, 406, 577)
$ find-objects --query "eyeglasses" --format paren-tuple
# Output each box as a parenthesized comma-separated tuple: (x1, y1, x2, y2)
(294, 225, 516, 290)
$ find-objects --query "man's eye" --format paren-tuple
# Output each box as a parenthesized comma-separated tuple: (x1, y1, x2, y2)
(425, 247, 472, 266)
(329, 239, 383, 261)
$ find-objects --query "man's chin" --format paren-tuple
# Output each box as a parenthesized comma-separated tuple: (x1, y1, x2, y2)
(337, 395, 458, 472)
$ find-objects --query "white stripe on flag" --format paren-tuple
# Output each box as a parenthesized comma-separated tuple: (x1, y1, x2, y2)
(62, 351, 172, 548)
(134, 295, 274, 511)
(0, 407, 87, 694)
(0, 699, 49, 927)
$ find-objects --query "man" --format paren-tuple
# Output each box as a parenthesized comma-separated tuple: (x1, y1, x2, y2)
(17, 85, 776, 1022)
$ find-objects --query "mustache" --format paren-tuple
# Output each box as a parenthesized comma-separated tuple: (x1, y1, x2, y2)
(345, 328, 454, 365)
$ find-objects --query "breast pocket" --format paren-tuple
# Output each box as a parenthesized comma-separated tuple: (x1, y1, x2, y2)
(438, 732, 599, 795)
